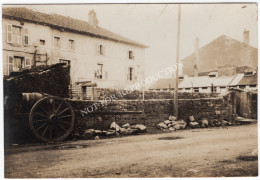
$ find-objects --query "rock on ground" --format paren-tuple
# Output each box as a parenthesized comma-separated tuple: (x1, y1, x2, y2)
(199, 119, 209, 128)
(169, 115, 177, 121)
(189, 122, 200, 128)
(131, 124, 147, 132)
(110, 122, 121, 132)
(172, 120, 187, 130)
(122, 123, 131, 129)
(157, 122, 168, 129)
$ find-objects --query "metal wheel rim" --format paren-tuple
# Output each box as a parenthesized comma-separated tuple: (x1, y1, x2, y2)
(29, 96, 75, 142)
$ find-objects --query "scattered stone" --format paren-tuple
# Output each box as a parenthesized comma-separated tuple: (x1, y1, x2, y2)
(189, 121, 200, 128)
(169, 115, 177, 121)
(107, 130, 116, 135)
(131, 124, 147, 132)
(110, 122, 121, 132)
(119, 128, 133, 135)
(172, 120, 187, 130)
(94, 135, 99, 140)
(164, 120, 171, 125)
(209, 119, 221, 127)
(122, 123, 131, 129)
(102, 130, 108, 136)
(167, 123, 172, 128)
(169, 127, 175, 132)
(157, 122, 168, 129)
(94, 130, 102, 135)
(189, 116, 195, 122)
(221, 120, 229, 126)
(199, 119, 209, 128)
(83, 129, 95, 138)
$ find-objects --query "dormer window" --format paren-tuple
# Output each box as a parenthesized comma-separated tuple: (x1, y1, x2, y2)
(244, 69, 255, 76)
(208, 72, 218, 77)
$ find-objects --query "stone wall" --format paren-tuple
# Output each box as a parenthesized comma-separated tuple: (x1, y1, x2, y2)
(69, 93, 232, 131)
(96, 88, 220, 100)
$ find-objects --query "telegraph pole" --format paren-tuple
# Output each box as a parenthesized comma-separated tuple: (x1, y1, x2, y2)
(174, 4, 181, 120)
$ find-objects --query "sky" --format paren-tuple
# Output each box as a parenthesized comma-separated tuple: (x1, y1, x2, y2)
(4, 3, 258, 77)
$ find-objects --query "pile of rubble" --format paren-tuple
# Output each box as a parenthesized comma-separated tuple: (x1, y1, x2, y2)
(157, 115, 230, 131)
(83, 122, 147, 139)
(157, 115, 187, 131)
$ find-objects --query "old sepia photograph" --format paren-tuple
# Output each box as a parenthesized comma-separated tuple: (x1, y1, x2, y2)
(2, 2, 258, 178)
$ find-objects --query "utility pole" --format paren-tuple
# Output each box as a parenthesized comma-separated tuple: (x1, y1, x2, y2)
(174, 4, 181, 120)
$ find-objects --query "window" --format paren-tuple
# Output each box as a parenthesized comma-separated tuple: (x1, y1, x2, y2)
(12, 26, 22, 44)
(69, 39, 75, 50)
(129, 51, 134, 59)
(239, 85, 246, 89)
(97, 45, 105, 55)
(54, 36, 60, 48)
(220, 86, 226, 89)
(40, 39, 45, 46)
(185, 88, 191, 90)
(178, 88, 183, 90)
(7, 25, 29, 45)
(127, 67, 137, 81)
(8, 56, 31, 74)
(194, 87, 199, 93)
(249, 85, 257, 88)
(202, 87, 208, 90)
(95, 64, 103, 79)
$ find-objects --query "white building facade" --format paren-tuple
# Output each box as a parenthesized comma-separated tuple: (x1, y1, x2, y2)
(2, 8, 147, 92)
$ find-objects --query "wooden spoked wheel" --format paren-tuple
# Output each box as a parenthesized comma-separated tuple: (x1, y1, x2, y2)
(29, 96, 75, 142)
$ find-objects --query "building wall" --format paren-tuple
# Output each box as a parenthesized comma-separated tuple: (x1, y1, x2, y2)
(182, 35, 258, 76)
(2, 18, 145, 89)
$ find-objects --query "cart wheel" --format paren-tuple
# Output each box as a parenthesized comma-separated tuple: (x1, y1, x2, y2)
(29, 96, 75, 142)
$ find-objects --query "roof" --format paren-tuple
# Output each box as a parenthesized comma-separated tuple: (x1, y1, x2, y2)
(181, 34, 258, 76)
(237, 73, 257, 86)
(178, 75, 240, 88)
(2, 7, 148, 48)
(148, 78, 182, 90)
(229, 74, 244, 86)
(236, 65, 257, 73)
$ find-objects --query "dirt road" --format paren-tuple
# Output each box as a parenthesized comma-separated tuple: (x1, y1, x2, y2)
(5, 124, 258, 178)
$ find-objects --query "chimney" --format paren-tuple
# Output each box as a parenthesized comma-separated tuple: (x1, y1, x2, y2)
(88, 9, 99, 28)
(243, 29, 250, 44)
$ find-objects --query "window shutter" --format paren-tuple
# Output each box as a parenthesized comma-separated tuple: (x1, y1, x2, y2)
(8, 55, 14, 75)
(7, 24, 12, 43)
(96, 45, 100, 55)
(25, 57, 31, 69)
(23, 28, 29, 46)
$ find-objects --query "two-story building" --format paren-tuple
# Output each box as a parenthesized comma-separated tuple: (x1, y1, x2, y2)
(2, 7, 148, 97)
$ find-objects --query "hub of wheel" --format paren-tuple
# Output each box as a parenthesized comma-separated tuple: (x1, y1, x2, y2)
(49, 114, 58, 125)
